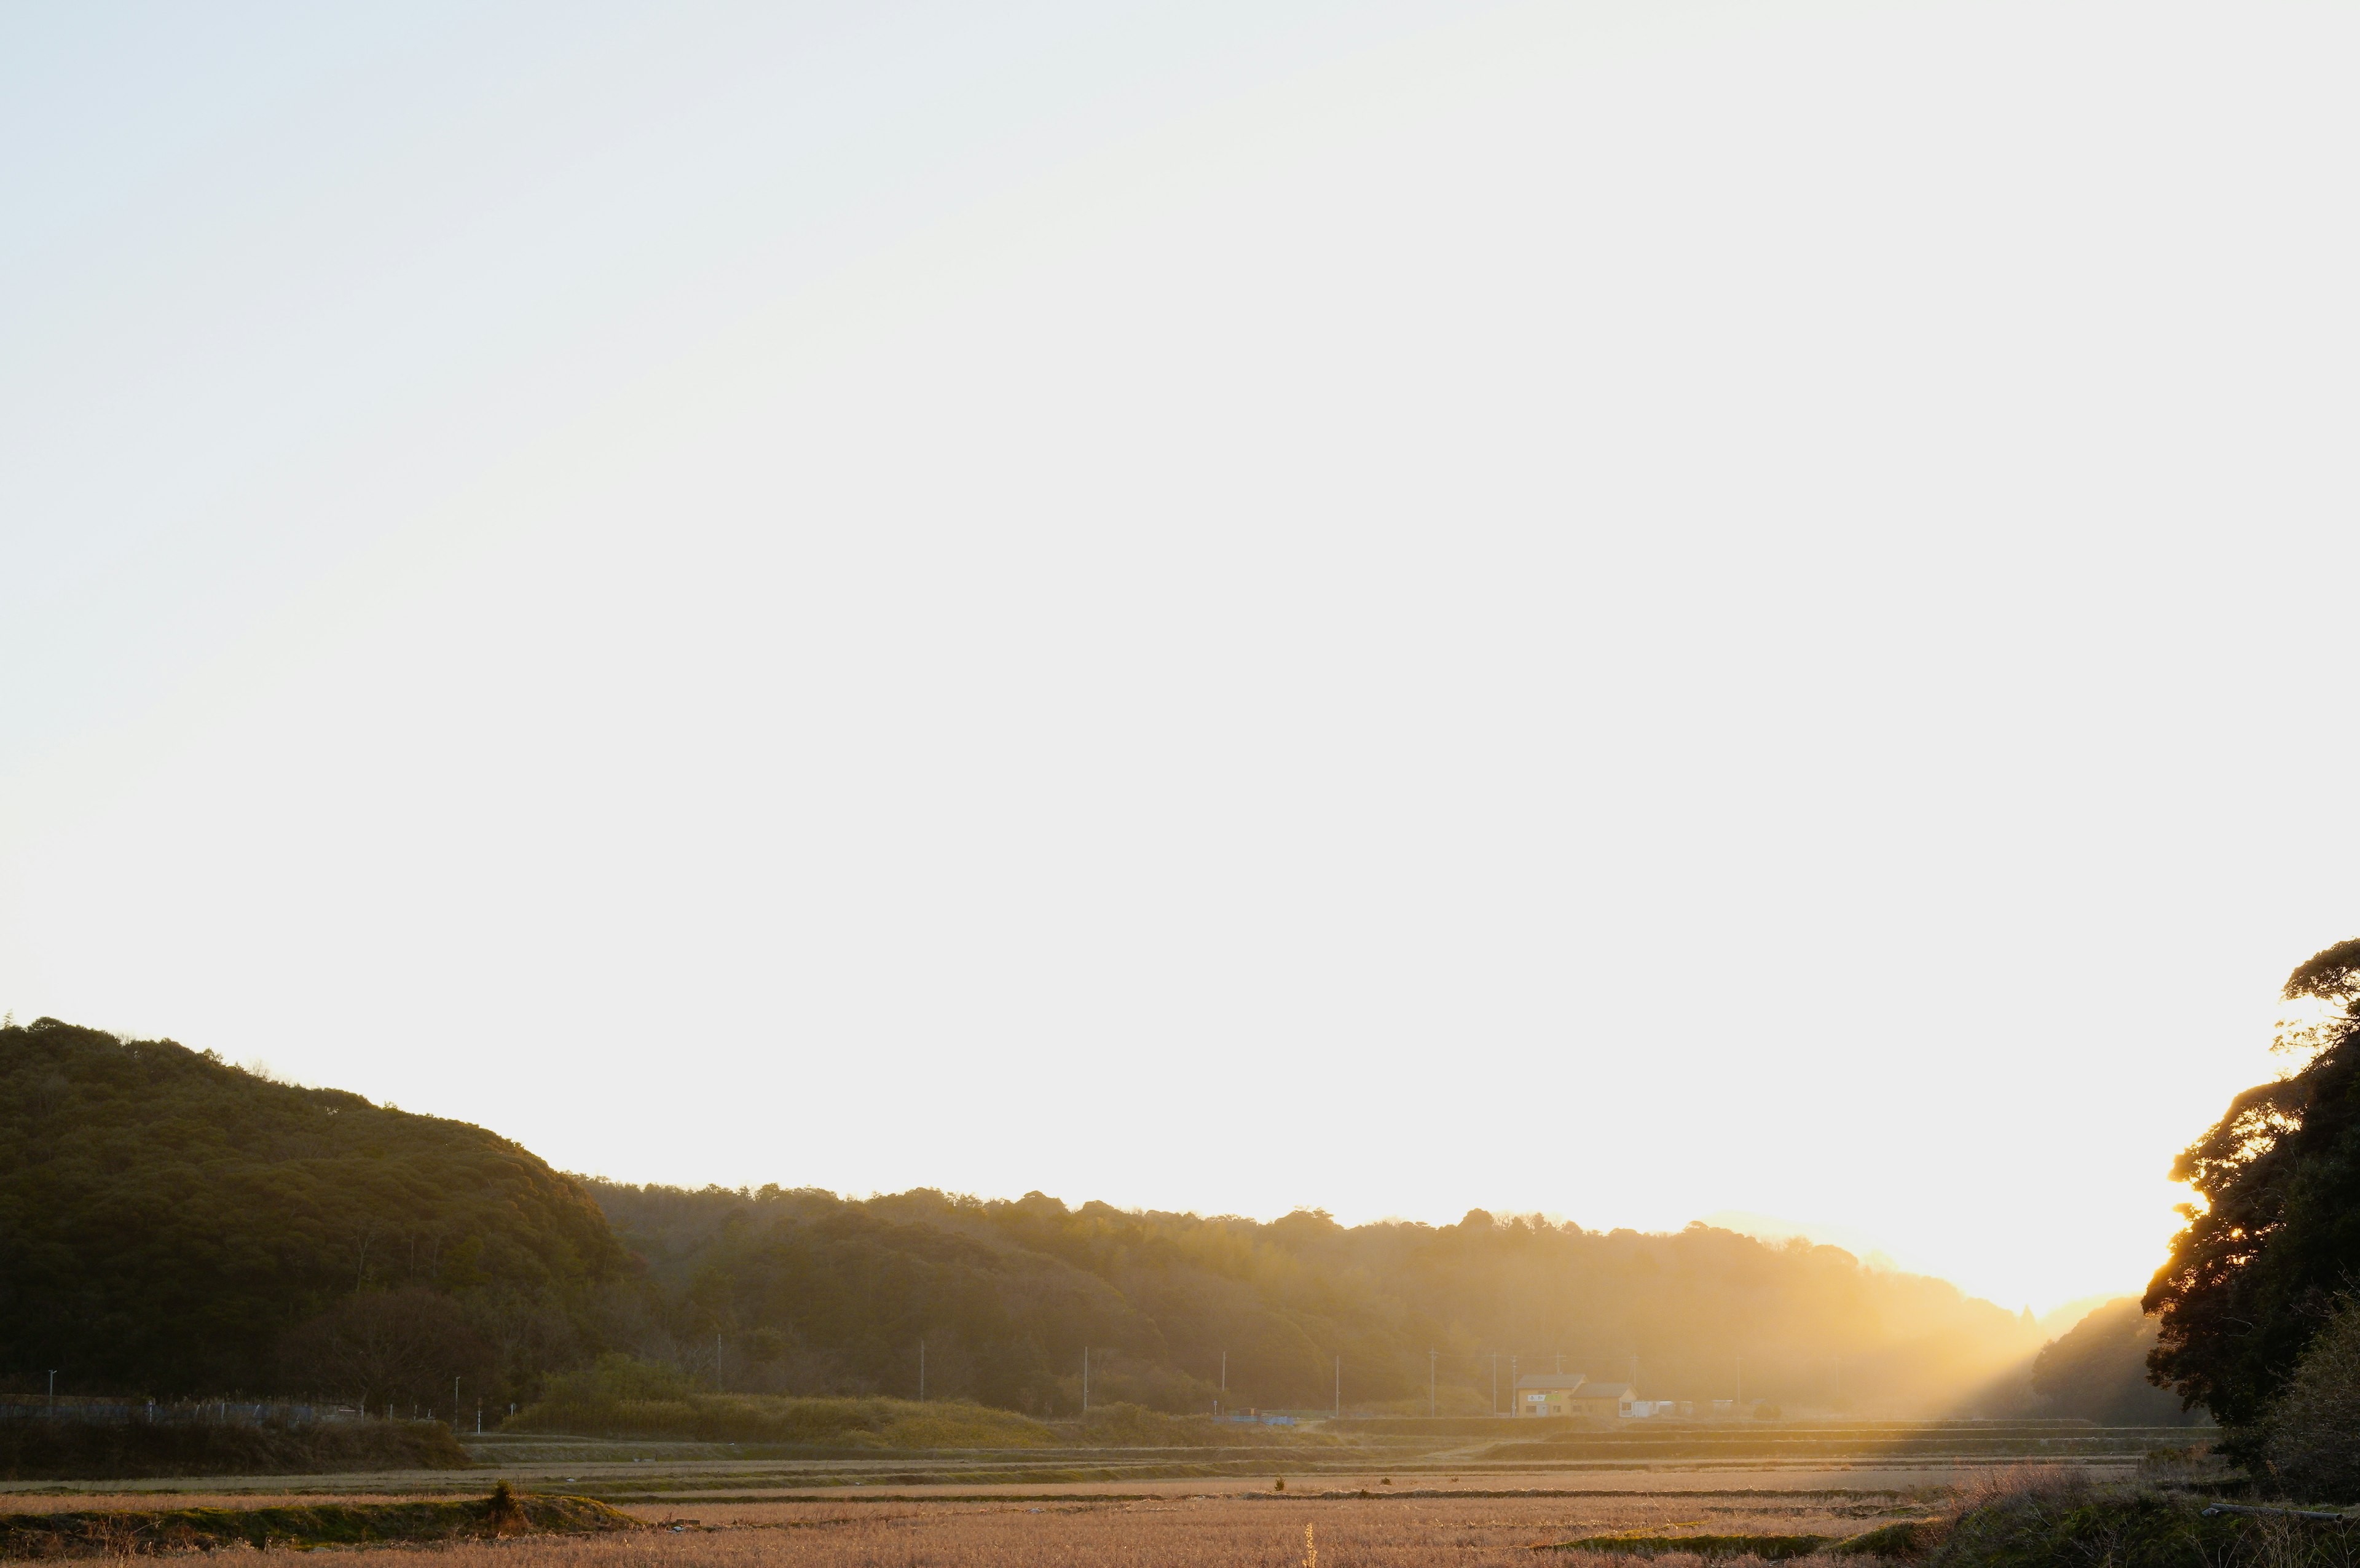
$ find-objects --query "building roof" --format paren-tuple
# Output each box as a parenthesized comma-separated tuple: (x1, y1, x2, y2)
(1568, 1383, 1633, 1400)
(1512, 1374, 1589, 1390)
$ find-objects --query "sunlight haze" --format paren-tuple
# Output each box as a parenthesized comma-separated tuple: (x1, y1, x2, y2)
(7, 0, 2359, 1320)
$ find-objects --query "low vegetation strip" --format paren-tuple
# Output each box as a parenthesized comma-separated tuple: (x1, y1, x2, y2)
(510, 1357, 1316, 1452)
(1533, 1525, 1933, 1559)
(0, 1417, 471, 1481)
(508, 1362, 1059, 1449)
(0, 1488, 641, 1558)
(1533, 1532, 1837, 1559)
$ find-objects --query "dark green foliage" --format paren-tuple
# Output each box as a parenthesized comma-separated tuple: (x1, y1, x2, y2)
(2147, 939, 2360, 1425)
(592, 1185, 2040, 1416)
(0, 1019, 628, 1400)
(0, 1491, 640, 1556)
(2033, 1300, 2201, 1425)
(0, 1415, 470, 1480)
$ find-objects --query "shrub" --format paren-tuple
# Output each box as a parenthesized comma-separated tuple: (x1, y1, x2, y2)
(2264, 1295, 2360, 1501)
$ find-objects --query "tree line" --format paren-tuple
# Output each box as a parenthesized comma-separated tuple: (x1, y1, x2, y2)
(580, 1179, 2053, 1417)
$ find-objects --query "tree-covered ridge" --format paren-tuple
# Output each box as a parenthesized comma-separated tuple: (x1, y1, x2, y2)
(586, 1182, 2043, 1417)
(0, 1019, 627, 1399)
(2029, 1299, 2197, 1425)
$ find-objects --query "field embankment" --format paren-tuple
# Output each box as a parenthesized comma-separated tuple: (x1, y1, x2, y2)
(0, 1418, 470, 1481)
(0, 1487, 637, 1557)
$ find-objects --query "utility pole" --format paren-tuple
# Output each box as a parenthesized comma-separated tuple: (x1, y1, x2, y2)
(48, 1371, 57, 1414)
(1555, 1353, 1562, 1375)
(1333, 1355, 1340, 1418)
(715, 1333, 723, 1393)
(1220, 1350, 1226, 1396)
(454, 1378, 460, 1422)
(1509, 1354, 1517, 1413)
(1428, 1350, 1437, 1417)
(1736, 1354, 1742, 1405)
(1082, 1347, 1089, 1415)
(919, 1340, 926, 1401)
(1491, 1353, 1498, 1415)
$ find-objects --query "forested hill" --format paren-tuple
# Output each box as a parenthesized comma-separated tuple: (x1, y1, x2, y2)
(0, 1019, 626, 1400)
(1, 1016, 2093, 1419)
(584, 1181, 2047, 1417)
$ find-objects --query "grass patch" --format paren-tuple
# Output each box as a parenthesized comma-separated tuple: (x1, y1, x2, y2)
(1838, 1519, 1939, 1557)
(1533, 1523, 1936, 1559)
(0, 1486, 640, 1556)
(1535, 1531, 1833, 1559)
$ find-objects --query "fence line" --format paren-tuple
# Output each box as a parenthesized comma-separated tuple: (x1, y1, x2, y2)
(0, 1400, 410, 1427)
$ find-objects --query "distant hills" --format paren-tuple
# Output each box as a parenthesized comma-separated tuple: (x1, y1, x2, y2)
(1, 1017, 2187, 1422)
(586, 1181, 2048, 1417)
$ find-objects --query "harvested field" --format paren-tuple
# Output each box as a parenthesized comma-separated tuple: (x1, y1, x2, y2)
(210, 1492, 1940, 1567)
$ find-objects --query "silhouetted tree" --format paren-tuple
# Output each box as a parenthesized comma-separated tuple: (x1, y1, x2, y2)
(2147, 939, 2360, 1424)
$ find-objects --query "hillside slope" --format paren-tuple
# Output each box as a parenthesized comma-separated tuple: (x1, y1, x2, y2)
(0, 1019, 627, 1400)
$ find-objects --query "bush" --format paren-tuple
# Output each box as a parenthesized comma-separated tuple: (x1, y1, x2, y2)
(2264, 1295, 2360, 1501)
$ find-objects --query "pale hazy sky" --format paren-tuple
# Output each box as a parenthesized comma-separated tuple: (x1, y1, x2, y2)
(6, 1, 2357, 1317)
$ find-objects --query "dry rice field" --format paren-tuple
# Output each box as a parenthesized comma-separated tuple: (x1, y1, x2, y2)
(0, 1486, 1954, 1566)
(311, 1492, 1925, 1567)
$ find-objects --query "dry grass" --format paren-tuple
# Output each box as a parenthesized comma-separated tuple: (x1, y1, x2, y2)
(270, 1492, 1926, 1567)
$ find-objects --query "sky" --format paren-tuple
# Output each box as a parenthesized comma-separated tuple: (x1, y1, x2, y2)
(5, 0, 2358, 1319)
